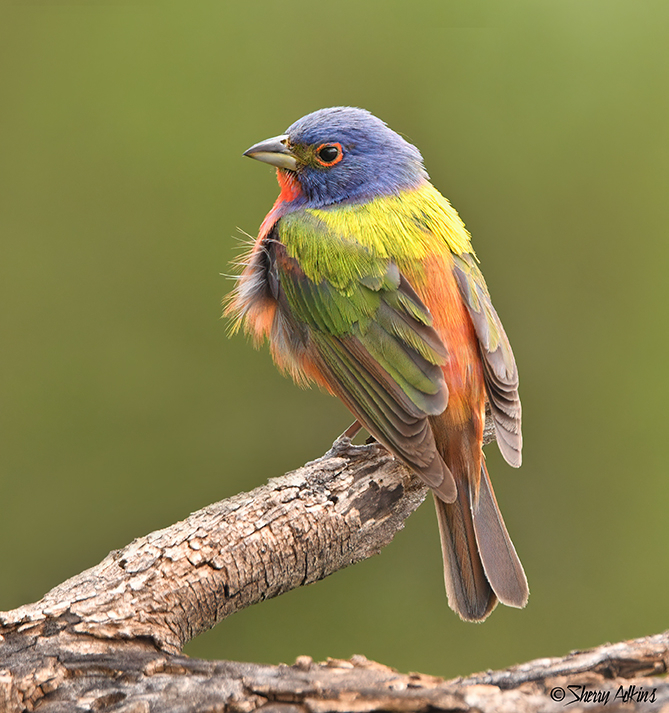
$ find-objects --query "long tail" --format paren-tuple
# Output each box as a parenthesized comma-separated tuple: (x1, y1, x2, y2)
(433, 458, 528, 622)
(433, 486, 496, 621)
(472, 460, 529, 609)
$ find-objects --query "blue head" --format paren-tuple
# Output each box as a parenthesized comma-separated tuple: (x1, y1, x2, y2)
(244, 107, 429, 207)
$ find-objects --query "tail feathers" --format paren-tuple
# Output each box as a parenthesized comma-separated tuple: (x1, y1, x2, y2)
(472, 462, 529, 608)
(433, 461, 528, 621)
(433, 490, 497, 622)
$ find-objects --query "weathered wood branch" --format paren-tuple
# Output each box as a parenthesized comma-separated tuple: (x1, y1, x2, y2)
(2, 628, 668, 712)
(1, 421, 667, 712)
(0, 438, 429, 657)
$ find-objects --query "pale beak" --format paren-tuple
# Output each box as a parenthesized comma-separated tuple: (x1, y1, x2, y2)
(243, 134, 298, 171)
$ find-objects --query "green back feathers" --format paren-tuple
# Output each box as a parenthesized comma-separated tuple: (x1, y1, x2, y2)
(271, 182, 474, 425)
(274, 240, 454, 493)
(278, 183, 475, 290)
(275, 249, 447, 400)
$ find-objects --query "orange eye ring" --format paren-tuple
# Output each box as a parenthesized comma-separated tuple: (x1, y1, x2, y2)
(315, 142, 343, 167)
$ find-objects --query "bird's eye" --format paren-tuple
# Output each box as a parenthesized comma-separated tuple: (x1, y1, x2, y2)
(315, 143, 343, 167)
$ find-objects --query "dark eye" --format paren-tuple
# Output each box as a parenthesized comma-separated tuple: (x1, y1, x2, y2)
(318, 145, 340, 162)
(315, 142, 343, 166)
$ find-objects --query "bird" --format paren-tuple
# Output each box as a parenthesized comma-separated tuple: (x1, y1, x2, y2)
(226, 107, 528, 621)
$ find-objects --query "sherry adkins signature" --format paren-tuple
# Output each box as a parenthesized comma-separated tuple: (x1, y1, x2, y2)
(550, 684, 657, 706)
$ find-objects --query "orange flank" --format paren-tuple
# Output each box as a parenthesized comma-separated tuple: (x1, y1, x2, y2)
(415, 251, 486, 425)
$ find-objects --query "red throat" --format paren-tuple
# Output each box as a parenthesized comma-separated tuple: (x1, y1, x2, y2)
(276, 169, 301, 202)
(258, 170, 302, 239)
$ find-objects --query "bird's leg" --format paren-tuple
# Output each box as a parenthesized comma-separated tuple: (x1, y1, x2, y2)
(326, 420, 362, 456)
(341, 420, 363, 440)
(313, 420, 382, 462)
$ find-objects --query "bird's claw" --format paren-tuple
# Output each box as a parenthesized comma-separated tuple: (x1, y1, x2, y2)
(324, 434, 381, 460)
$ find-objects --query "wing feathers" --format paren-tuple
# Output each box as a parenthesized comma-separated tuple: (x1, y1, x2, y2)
(271, 241, 455, 498)
(314, 333, 455, 495)
(452, 253, 522, 466)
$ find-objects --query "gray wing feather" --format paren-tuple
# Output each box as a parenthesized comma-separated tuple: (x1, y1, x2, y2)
(452, 254, 522, 467)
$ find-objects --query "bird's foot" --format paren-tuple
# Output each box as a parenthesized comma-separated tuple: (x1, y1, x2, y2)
(323, 421, 382, 460)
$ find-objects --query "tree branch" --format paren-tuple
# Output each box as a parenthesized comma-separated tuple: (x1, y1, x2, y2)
(1, 438, 430, 656)
(2, 422, 667, 712)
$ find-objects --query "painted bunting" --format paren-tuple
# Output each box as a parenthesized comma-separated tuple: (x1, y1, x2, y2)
(226, 107, 528, 621)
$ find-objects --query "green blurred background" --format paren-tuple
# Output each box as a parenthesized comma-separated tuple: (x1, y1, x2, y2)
(1, 0, 668, 679)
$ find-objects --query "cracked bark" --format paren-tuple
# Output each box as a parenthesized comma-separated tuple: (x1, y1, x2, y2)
(1, 424, 668, 712)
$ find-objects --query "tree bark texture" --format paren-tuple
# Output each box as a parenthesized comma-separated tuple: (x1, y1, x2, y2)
(1, 427, 668, 712)
(1, 439, 427, 656)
